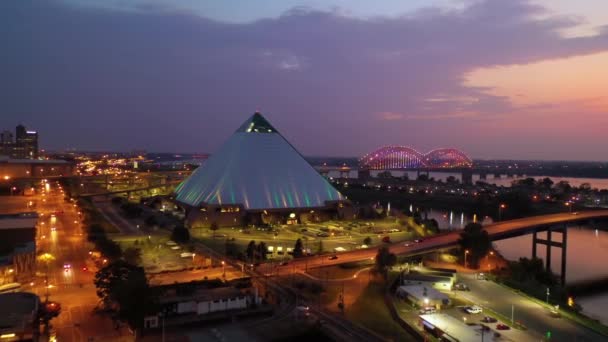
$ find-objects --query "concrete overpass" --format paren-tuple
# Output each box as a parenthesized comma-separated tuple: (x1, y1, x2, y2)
(272, 210, 608, 285)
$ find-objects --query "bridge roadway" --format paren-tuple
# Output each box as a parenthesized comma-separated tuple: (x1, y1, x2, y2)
(260, 210, 608, 274)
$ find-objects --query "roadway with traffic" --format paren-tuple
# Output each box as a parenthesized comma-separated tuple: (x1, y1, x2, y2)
(260, 210, 608, 275)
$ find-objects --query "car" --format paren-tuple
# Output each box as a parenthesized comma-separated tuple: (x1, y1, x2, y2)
(389, 228, 401, 233)
(414, 239, 424, 243)
(51, 227, 56, 232)
(419, 307, 436, 314)
(404, 242, 412, 247)
(477, 272, 487, 280)
(328, 255, 338, 260)
(63, 263, 71, 269)
(382, 236, 391, 243)
(453, 283, 470, 291)
(496, 324, 510, 330)
(465, 305, 483, 314)
(481, 316, 497, 323)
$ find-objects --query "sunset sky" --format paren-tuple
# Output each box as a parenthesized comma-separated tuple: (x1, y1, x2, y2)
(2, 0, 608, 160)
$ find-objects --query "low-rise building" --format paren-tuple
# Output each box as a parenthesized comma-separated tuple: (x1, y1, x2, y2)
(144, 286, 260, 329)
(420, 313, 495, 342)
(396, 285, 450, 309)
(0, 157, 74, 179)
(0, 292, 40, 341)
(0, 213, 37, 284)
(401, 272, 454, 291)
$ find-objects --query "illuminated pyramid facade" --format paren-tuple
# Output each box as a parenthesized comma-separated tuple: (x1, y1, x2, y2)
(174, 113, 349, 227)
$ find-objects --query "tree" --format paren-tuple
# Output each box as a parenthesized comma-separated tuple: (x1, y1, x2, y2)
(375, 246, 397, 280)
(94, 260, 156, 333)
(458, 223, 491, 268)
(96, 238, 122, 261)
(210, 222, 219, 238)
(87, 224, 106, 243)
(123, 247, 142, 266)
(363, 237, 372, 246)
(316, 240, 324, 254)
(257, 241, 268, 261)
(293, 239, 304, 258)
(246, 240, 256, 262)
(541, 177, 554, 189)
(171, 225, 190, 243)
(144, 215, 158, 227)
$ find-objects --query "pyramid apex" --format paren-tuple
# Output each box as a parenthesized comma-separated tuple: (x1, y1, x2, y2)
(236, 111, 277, 133)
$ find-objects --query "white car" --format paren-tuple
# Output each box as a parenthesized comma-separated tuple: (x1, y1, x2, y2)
(466, 305, 483, 314)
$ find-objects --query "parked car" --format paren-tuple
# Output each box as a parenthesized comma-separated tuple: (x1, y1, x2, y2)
(481, 316, 497, 323)
(419, 307, 436, 314)
(453, 283, 470, 291)
(465, 305, 483, 314)
(328, 255, 338, 260)
(404, 242, 412, 247)
(414, 239, 424, 243)
(496, 324, 510, 330)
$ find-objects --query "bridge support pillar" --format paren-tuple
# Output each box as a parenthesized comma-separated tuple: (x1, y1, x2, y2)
(546, 228, 552, 271)
(532, 231, 537, 259)
(561, 226, 567, 285)
(531, 225, 568, 285)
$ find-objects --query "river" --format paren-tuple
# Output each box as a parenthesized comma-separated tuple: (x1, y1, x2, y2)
(326, 170, 608, 190)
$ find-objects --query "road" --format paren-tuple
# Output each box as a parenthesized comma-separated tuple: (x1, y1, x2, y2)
(260, 210, 608, 274)
(458, 273, 605, 341)
(1, 181, 133, 342)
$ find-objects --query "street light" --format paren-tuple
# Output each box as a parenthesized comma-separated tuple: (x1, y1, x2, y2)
(486, 251, 494, 272)
(498, 204, 506, 221)
(221, 261, 226, 278)
(565, 202, 572, 213)
(464, 250, 470, 269)
(546, 287, 550, 304)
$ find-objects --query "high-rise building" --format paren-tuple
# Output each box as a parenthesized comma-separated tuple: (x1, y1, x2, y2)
(0, 131, 13, 157)
(14, 125, 38, 159)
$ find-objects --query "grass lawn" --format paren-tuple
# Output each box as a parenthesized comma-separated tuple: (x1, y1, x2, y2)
(345, 280, 416, 341)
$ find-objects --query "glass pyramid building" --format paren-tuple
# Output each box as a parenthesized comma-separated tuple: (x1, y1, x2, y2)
(174, 112, 345, 212)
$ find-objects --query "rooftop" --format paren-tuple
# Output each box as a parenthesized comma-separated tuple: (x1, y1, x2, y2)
(0, 156, 70, 164)
(0, 292, 39, 333)
(160, 286, 244, 304)
(397, 285, 449, 301)
(0, 213, 38, 230)
(420, 313, 494, 342)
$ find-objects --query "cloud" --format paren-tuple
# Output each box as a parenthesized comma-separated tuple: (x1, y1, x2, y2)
(377, 112, 404, 121)
(1, 0, 608, 160)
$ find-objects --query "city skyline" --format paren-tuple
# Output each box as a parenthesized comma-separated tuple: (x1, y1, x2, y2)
(3, 0, 608, 160)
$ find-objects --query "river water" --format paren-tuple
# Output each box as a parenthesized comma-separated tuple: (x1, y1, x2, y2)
(327, 170, 608, 190)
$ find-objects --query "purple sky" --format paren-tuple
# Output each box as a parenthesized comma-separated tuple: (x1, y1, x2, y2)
(2, 0, 608, 160)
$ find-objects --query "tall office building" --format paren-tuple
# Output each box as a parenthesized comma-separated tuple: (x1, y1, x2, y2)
(0, 131, 13, 157)
(14, 125, 38, 159)
(0, 125, 39, 159)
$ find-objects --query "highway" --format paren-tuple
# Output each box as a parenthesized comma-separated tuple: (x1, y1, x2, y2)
(261, 210, 608, 274)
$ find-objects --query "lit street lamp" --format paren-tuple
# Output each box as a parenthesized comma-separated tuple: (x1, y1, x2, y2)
(565, 202, 572, 213)
(464, 250, 470, 269)
(221, 261, 226, 278)
(498, 203, 506, 221)
(486, 251, 494, 272)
